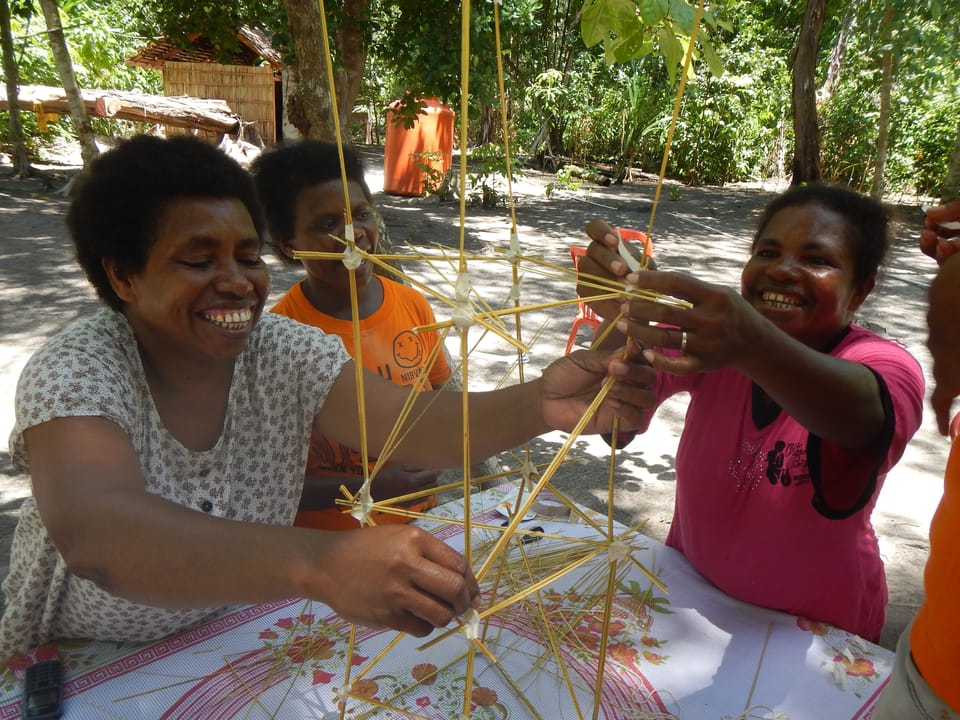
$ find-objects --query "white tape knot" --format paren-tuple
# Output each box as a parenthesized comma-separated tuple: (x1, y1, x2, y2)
(607, 540, 630, 564)
(341, 245, 363, 271)
(349, 480, 373, 524)
(455, 272, 472, 303)
(505, 228, 521, 259)
(616, 231, 642, 273)
(461, 607, 480, 641)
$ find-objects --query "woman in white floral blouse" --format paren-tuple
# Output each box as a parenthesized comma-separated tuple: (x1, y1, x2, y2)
(0, 135, 654, 660)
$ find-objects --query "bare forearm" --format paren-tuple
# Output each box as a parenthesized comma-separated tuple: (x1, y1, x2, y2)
(57, 489, 322, 609)
(400, 381, 548, 466)
(319, 370, 549, 468)
(737, 326, 885, 449)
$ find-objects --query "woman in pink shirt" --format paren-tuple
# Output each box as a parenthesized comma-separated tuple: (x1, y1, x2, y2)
(580, 185, 924, 641)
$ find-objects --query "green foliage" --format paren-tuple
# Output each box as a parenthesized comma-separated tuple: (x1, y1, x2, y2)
(132, 0, 285, 61)
(820, 80, 879, 190)
(814, 0, 958, 195)
(387, 93, 431, 131)
(580, 0, 726, 83)
(3, 0, 162, 152)
(10, 0, 161, 92)
(373, 0, 542, 119)
(544, 163, 606, 196)
(6, 0, 954, 199)
(465, 142, 521, 209)
(554, 164, 585, 191)
(414, 150, 456, 201)
(892, 96, 957, 199)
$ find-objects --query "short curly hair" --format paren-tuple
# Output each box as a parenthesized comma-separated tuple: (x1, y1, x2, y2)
(66, 134, 265, 311)
(250, 141, 371, 263)
(753, 184, 891, 287)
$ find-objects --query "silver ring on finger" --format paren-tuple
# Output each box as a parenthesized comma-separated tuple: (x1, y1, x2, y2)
(679, 329, 688, 353)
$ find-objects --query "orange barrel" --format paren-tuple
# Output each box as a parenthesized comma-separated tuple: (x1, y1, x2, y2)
(383, 97, 454, 196)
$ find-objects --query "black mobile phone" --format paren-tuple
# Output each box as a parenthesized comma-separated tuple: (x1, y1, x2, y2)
(21, 659, 63, 719)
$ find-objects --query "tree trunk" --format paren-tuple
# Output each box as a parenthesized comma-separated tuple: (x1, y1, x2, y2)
(871, 4, 894, 200)
(479, 104, 495, 145)
(942, 118, 960, 203)
(282, 0, 368, 142)
(818, 0, 860, 108)
(337, 0, 368, 128)
(2, 85, 246, 136)
(38, 0, 98, 167)
(791, 0, 826, 184)
(0, 0, 30, 176)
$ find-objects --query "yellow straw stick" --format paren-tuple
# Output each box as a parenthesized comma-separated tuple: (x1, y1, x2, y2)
(590, 562, 621, 720)
(648, 0, 707, 237)
(418, 548, 604, 652)
(350, 631, 407, 683)
(475, 376, 616, 581)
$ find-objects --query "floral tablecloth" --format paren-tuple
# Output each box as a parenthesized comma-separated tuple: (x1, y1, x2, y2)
(0, 487, 892, 719)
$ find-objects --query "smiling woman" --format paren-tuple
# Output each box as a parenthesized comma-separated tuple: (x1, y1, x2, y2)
(577, 184, 926, 642)
(0, 135, 658, 660)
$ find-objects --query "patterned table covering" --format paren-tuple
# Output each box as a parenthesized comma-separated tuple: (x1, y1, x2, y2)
(0, 487, 891, 719)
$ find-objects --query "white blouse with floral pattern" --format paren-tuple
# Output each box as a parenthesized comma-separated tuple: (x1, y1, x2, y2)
(1, 310, 350, 659)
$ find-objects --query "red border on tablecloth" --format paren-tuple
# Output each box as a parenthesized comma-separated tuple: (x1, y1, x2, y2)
(0, 599, 302, 720)
(851, 676, 889, 719)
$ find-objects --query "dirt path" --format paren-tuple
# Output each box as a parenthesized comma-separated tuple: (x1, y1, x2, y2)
(0, 149, 946, 650)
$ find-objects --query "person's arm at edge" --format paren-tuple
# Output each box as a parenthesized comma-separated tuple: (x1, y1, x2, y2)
(920, 199, 960, 263)
(928, 252, 960, 434)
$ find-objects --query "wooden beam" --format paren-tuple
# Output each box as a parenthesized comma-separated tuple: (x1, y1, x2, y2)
(1, 84, 243, 135)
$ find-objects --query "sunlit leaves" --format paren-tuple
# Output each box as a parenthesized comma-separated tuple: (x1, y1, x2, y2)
(581, 0, 638, 50)
(580, 0, 725, 82)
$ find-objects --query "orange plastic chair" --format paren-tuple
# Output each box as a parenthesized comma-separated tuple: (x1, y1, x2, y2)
(565, 245, 603, 355)
(616, 227, 653, 261)
(951, 410, 960, 440)
(565, 229, 651, 355)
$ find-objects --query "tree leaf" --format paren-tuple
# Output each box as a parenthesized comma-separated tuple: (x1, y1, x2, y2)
(606, 24, 650, 64)
(579, 0, 610, 48)
(699, 29, 724, 78)
(668, 0, 696, 33)
(657, 23, 683, 83)
(637, 0, 669, 25)
(581, 0, 638, 48)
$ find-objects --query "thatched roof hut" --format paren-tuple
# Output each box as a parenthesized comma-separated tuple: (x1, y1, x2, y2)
(127, 25, 283, 144)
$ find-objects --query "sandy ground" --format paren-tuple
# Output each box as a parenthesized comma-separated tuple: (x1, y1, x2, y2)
(0, 146, 947, 651)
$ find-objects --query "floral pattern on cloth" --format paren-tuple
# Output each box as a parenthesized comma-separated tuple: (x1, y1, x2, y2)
(0, 488, 895, 720)
(0, 310, 350, 660)
(796, 618, 884, 697)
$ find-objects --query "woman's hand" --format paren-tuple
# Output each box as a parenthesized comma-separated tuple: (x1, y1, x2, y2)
(538, 343, 656, 433)
(614, 270, 769, 375)
(313, 524, 480, 637)
(577, 220, 652, 321)
(921, 200, 960, 264)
